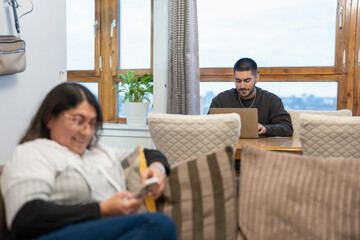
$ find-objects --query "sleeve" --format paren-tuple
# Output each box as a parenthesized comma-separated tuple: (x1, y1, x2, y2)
(2, 143, 102, 239)
(10, 199, 100, 240)
(209, 95, 222, 110)
(1, 144, 58, 227)
(263, 98, 293, 137)
(143, 149, 170, 176)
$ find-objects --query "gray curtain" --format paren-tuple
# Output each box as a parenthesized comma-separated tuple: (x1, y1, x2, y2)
(167, 0, 200, 115)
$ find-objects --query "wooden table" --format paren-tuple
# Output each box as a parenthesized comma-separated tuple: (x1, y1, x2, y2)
(235, 137, 302, 160)
(234, 137, 302, 175)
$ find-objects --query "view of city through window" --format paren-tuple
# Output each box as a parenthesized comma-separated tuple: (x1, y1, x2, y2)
(201, 92, 337, 115)
(80, 81, 337, 116)
(200, 81, 338, 114)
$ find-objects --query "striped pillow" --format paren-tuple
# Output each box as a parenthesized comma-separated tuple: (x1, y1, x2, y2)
(157, 146, 237, 240)
(239, 143, 360, 240)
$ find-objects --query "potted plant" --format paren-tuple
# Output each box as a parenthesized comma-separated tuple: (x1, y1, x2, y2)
(113, 70, 153, 126)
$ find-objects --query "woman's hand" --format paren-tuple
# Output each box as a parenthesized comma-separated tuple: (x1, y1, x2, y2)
(141, 162, 167, 200)
(99, 191, 143, 218)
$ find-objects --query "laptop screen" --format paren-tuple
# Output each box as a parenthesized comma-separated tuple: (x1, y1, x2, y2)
(208, 108, 259, 139)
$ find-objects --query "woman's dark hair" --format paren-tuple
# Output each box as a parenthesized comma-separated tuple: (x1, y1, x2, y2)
(20, 82, 103, 148)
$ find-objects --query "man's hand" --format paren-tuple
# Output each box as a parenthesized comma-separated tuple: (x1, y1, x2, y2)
(258, 123, 266, 135)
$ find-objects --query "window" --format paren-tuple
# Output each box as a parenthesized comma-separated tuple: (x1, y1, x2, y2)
(66, 0, 95, 70)
(197, 0, 360, 113)
(119, 0, 151, 69)
(198, 0, 337, 67)
(67, 0, 153, 123)
(67, 0, 360, 120)
(117, 0, 153, 117)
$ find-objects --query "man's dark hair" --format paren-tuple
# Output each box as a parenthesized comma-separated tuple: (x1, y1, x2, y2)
(233, 58, 258, 76)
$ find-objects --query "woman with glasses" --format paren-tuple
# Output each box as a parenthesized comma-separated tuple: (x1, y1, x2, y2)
(1, 82, 176, 240)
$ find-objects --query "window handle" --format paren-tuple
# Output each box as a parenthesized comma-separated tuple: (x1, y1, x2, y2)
(339, 6, 343, 29)
(111, 19, 116, 37)
(99, 56, 102, 71)
(93, 20, 99, 38)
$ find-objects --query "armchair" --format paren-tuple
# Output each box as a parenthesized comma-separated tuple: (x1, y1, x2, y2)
(287, 109, 352, 139)
(148, 112, 241, 166)
(299, 113, 360, 158)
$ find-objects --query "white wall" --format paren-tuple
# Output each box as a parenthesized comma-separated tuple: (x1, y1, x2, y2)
(153, 0, 168, 113)
(0, 0, 66, 164)
(0, 0, 167, 164)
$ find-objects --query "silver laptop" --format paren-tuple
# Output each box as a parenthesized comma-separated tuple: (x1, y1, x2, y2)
(208, 108, 259, 139)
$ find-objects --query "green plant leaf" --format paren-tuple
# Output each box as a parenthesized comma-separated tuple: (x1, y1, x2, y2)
(127, 70, 136, 82)
(115, 70, 153, 103)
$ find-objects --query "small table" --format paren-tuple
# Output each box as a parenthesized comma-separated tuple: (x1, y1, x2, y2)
(235, 137, 302, 160)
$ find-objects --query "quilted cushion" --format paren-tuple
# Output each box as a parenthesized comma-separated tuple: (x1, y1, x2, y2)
(287, 109, 352, 138)
(148, 112, 240, 166)
(238, 143, 360, 240)
(157, 146, 237, 240)
(299, 113, 360, 158)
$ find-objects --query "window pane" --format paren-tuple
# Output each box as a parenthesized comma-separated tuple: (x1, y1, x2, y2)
(200, 82, 337, 114)
(66, 0, 95, 70)
(198, 0, 337, 67)
(119, 0, 151, 69)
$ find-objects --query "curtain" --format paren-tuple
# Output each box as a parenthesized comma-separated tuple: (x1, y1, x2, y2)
(167, 0, 200, 115)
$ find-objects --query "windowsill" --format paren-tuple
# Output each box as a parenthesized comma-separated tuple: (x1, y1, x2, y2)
(101, 123, 150, 137)
(102, 123, 149, 130)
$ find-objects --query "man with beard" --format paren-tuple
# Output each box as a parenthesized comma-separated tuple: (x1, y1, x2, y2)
(209, 57, 293, 137)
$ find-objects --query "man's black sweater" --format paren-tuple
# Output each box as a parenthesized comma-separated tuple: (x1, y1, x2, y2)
(209, 87, 293, 136)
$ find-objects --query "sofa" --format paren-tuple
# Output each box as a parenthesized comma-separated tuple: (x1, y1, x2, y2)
(157, 144, 360, 240)
(1, 144, 360, 240)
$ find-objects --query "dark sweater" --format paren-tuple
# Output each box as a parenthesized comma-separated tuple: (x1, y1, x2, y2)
(209, 87, 293, 136)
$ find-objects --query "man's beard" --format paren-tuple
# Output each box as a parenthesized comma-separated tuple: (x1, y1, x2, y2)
(238, 84, 256, 99)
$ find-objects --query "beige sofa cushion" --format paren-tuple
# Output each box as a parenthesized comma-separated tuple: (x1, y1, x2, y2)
(287, 109, 352, 138)
(238, 143, 360, 240)
(299, 113, 360, 158)
(157, 146, 237, 240)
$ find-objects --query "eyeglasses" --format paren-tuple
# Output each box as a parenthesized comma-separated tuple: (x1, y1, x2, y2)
(63, 113, 101, 130)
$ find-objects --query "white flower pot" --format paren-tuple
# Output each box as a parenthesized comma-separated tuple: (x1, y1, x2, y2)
(125, 102, 149, 127)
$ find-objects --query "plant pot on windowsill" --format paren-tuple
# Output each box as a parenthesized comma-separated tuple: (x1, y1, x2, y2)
(125, 102, 149, 126)
(113, 70, 153, 127)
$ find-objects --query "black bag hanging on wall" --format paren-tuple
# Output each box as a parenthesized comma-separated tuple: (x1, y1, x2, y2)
(0, 0, 26, 76)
